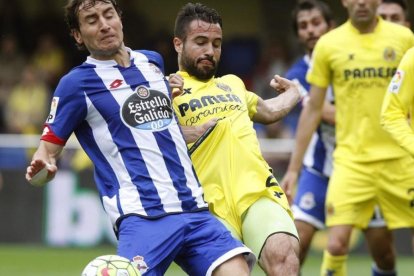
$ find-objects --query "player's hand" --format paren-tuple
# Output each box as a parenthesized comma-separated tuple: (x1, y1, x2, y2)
(168, 73, 184, 99)
(270, 75, 300, 95)
(180, 118, 219, 144)
(280, 170, 299, 205)
(26, 159, 57, 187)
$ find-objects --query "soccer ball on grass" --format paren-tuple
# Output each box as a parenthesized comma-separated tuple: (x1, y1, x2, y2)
(81, 255, 141, 276)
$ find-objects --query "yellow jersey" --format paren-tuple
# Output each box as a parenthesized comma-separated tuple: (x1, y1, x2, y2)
(307, 17, 414, 162)
(173, 71, 291, 237)
(381, 47, 414, 157)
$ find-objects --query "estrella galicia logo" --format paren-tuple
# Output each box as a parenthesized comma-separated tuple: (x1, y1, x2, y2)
(121, 86, 173, 130)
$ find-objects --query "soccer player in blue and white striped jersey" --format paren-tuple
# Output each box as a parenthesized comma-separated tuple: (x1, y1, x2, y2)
(25, 1, 254, 275)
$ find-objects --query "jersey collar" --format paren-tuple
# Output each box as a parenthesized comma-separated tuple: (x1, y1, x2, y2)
(85, 47, 134, 67)
(177, 71, 214, 83)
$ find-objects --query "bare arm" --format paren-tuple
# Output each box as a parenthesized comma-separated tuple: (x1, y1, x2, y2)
(179, 119, 218, 144)
(253, 75, 302, 124)
(25, 140, 64, 186)
(280, 85, 327, 203)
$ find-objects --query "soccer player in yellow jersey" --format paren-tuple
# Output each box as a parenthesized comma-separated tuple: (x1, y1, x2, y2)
(381, 47, 414, 248)
(170, 3, 302, 275)
(288, 0, 414, 275)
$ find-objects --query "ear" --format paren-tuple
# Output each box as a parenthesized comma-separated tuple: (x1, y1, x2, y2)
(72, 29, 83, 45)
(173, 37, 183, 54)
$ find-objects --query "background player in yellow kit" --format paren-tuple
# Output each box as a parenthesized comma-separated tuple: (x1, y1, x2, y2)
(170, 3, 302, 275)
(281, 1, 409, 275)
(288, 0, 414, 275)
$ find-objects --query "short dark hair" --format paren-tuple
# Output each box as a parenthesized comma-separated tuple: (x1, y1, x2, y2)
(382, 0, 409, 19)
(291, 0, 333, 35)
(64, 0, 122, 50)
(174, 2, 222, 40)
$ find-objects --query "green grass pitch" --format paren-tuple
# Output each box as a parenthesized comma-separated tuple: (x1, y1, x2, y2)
(0, 244, 412, 275)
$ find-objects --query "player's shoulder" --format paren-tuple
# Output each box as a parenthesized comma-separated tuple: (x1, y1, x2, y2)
(216, 74, 246, 89)
(381, 19, 413, 36)
(134, 49, 163, 61)
(401, 46, 414, 61)
(132, 49, 165, 71)
(59, 65, 87, 87)
(406, 46, 414, 56)
(317, 23, 347, 45)
(285, 56, 308, 79)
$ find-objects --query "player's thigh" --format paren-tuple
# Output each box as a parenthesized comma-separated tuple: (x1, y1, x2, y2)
(242, 197, 298, 258)
(326, 159, 376, 228)
(214, 215, 242, 241)
(175, 211, 254, 276)
(117, 215, 184, 275)
(292, 167, 328, 230)
(378, 156, 414, 229)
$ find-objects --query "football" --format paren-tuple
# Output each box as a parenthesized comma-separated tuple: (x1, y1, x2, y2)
(81, 255, 141, 276)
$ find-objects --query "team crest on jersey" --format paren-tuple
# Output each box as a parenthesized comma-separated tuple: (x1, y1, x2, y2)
(46, 97, 59, 123)
(121, 86, 172, 130)
(136, 86, 150, 98)
(388, 69, 404, 94)
(383, 47, 396, 62)
(216, 82, 232, 92)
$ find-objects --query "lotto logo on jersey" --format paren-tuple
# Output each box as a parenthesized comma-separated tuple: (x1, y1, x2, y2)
(388, 70, 404, 94)
(121, 86, 173, 131)
(46, 97, 59, 123)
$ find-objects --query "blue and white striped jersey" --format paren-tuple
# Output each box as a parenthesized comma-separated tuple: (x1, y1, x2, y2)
(285, 55, 335, 177)
(42, 49, 208, 228)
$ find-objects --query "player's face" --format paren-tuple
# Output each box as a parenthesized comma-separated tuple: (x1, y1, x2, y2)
(377, 3, 409, 27)
(73, 1, 123, 59)
(296, 8, 331, 54)
(342, 0, 380, 28)
(176, 20, 222, 80)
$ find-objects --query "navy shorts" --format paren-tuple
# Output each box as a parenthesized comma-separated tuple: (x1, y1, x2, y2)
(117, 211, 254, 276)
(292, 167, 328, 229)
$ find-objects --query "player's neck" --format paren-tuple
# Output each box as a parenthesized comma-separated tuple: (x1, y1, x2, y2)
(351, 17, 378, 34)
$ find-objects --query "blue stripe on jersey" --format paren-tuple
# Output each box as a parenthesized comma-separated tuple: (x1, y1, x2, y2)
(75, 121, 120, 194)
(119, 60, 149, 90)
(88, 68, 165, 216)
(153, 129, 198, 211)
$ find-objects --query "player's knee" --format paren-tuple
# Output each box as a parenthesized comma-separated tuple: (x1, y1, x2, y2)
(260, 234, 300, 275)
(327, 237, 349, 256)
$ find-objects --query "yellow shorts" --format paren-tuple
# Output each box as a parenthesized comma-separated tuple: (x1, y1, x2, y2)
(326, 156, 414, 229)
(216, 197, 298, 258)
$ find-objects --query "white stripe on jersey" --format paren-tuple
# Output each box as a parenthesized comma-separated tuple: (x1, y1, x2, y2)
(84, 95, 146, 220)
(92, 65, 185, 214)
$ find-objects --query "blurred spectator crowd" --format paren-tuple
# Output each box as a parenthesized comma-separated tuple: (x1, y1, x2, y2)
(0, 2, 302, 139)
